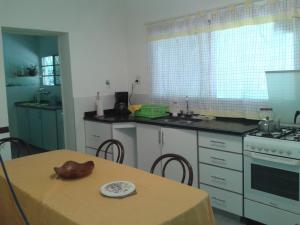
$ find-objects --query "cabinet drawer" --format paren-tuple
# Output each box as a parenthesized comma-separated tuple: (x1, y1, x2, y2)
(198, 131, 242, 153)
(200, 184, 243, 216)
(85, 147, 113, 161)
(199, 164, 243, 193)
(85, 121, 112, 149)
(199, 147, 242, 171)
(245, 199, 300, 225)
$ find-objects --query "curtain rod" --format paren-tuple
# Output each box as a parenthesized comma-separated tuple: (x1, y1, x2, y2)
(144, 0, 276, 26)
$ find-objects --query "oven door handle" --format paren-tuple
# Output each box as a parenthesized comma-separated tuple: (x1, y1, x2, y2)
(244, 151, 300, 166)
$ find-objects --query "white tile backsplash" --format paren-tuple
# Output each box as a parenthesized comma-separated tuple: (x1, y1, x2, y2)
(74, 94, 114, 151)
(130, 94, 150, 104)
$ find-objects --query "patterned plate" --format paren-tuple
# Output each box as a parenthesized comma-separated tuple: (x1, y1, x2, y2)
(100, 181, 136, 198)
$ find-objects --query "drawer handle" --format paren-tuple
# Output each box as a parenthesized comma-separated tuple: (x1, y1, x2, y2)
(212, 197, 226, 207)
(210, 157, 226, 165)
(212, 196, 226, 203)
(209, 140, 226, 148)
(210, 176, 227, 185)
(92, 135, 100, 138)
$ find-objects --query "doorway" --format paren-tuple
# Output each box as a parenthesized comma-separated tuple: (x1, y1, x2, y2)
(1, 27, 76, 157)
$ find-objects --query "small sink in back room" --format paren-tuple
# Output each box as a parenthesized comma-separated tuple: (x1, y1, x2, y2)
(20, 101, 50, 107)
(16, 100, 62, 109)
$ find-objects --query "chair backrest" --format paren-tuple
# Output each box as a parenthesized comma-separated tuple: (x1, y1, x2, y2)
(150, 153, 193, 186)
(96, 139, 124, 164)
(0, 137, 31, 158)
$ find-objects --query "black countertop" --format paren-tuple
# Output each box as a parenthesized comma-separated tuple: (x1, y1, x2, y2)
(15, 101, 62, 111)
(84, 111, 258, 135)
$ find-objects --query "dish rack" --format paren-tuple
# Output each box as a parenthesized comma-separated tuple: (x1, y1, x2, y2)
(134, 104, 169, 118)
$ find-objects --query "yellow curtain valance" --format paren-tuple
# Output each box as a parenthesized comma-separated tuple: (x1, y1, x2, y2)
(146, 0, 300, 41)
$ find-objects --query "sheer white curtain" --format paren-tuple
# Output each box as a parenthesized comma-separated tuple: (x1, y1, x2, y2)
(147, 0, 300, 118)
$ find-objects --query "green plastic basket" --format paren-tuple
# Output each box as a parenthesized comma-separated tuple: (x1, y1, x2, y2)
(134, 104, 169, 118)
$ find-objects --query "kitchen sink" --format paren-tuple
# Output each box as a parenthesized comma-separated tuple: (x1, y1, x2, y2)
(20, 102, 50, 107)
(153, 117, 201, 125)
(16, 101, 62, 109)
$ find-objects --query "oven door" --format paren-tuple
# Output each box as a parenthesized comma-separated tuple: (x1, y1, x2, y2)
(244, 150, 300, 214)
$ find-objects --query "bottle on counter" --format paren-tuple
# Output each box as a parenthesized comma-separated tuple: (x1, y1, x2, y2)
(96, 92, 104, 117)
(169, 99, 179, 117)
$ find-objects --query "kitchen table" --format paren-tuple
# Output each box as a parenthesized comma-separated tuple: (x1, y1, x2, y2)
(0, 150, 215, 225)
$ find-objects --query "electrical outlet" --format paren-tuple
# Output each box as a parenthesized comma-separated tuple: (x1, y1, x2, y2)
(135, 75, 141, 85)
(105, 80, 111, 88)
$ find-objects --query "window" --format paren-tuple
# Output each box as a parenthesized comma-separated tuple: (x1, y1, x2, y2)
(150, 22, 295, 101)
(147, 0, 300, 117)
(41, 55, 60, 86)
(149, 20, 298, 118)
(211, 23, 294, 100)
(151, 35, 202, 98)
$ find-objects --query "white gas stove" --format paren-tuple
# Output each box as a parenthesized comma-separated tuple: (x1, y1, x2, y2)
(244, 127, 300, 159)
(243, 127, 300, 225)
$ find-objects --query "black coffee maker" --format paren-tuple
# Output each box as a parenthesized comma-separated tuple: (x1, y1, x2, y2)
(114, 92, 130, 115)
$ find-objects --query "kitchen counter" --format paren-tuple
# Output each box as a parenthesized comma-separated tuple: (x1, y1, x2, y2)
(15, 101, 62, 111)
(84, 111, 258, 135)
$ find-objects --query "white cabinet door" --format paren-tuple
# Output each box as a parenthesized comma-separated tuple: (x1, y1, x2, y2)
(0, 133, 11, 160)
(161, 128, 198, 187)
(136, 124, 162, 174)
(85, 121, 112, 150)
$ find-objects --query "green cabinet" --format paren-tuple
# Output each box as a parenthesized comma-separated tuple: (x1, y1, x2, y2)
(16, 107, 30, 143)
(42, 109, 58, 150)
(17, 106, 64, 150)
(28, 108, 43, 147)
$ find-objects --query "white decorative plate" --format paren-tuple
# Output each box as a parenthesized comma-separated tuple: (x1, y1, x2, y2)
(100, 181, 136, 198)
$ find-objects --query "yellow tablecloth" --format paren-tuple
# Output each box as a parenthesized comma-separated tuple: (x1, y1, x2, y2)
(0, 150, 215, 225)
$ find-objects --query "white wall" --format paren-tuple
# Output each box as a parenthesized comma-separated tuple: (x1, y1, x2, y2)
(0, 0, 129, 149)
(0, 0, 246, 149)
(0, 0, 128, 97)
(124, 0, 244, 95)
(0, 36, 8, 127)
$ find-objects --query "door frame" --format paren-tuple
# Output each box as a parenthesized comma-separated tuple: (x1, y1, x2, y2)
(0, 26, 77, 150)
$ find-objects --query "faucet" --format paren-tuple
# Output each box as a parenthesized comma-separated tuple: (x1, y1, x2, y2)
(36, 87, 50, 103)
(179, 96, 193, 117)
(185, 96, 189, 115)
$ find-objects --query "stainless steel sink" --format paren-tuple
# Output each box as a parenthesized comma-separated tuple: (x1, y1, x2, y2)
(153, 117, 201, 125)
(177, 120, 194, 124)
(21, 102, 50, 107)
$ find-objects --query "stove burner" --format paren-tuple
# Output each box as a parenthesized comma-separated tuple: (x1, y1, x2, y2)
(261, 133, 274, 138)
(248, 127, 300, 141)
(283, 134, 300, 142)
